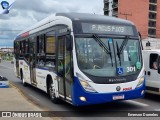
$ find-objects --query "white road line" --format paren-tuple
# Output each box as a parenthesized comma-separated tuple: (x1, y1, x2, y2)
(154, 109, 160, 111)
(125, 100, 149, 107)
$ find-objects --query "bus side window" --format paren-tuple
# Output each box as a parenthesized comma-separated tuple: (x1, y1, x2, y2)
(44, 31, 56, 68)
(14, 41, 20, 59)
(37, 35, 45, 54)
(36, 34, 46, 67)
(38, 59, 45, 66)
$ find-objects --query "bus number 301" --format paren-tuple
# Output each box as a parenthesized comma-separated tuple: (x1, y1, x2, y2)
(127, 67, 135, 72)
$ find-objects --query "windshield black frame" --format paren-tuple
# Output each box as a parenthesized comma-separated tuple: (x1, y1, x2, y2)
(75, 34, 143, 84)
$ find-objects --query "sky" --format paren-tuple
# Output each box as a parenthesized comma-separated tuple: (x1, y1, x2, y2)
(0, 0, 103, 47)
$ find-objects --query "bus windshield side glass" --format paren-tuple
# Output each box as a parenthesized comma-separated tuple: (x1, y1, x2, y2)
(75, 36, 142, 77)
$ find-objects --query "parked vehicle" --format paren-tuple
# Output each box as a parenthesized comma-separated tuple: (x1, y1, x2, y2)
(143, 50, 160, 95)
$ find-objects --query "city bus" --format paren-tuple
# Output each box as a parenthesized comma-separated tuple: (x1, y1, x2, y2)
(14, 13, 145, 106)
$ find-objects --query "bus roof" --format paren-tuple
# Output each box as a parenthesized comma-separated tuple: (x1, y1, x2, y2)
(15, 13, 136, 40)
(56, 13, 134, 26)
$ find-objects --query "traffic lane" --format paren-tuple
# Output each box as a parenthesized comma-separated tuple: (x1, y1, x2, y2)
(0, 63, 156, 112)
(0, 64, 150, 111)
(8, 80, 152, 112)
(0, 62, 160, 119)
(0, 60, 14, 69)
(10, 83, 160, 119)
(135, 93, 160, 111)
(0, 64, 160, 120)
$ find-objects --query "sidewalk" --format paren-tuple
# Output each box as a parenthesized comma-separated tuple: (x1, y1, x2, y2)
(0, 84, 61, 120)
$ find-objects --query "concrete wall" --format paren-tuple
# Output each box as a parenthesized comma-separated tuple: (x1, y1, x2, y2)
(142, 38, 160, 50)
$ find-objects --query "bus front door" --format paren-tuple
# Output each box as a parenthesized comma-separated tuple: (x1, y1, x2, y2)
(57, 36, 73, 102)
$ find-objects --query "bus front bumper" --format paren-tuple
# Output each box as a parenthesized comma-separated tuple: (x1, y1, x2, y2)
(72, 77, 145, 106)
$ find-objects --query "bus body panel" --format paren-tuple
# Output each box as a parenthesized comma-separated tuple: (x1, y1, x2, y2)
(18, 16, 73, 38)
(88, 79, 139, 93)
(35, 67, 58, 95)
(18, 59, 59, 96)
(19, 59, 31, 84)
(72, 77, 145, 106)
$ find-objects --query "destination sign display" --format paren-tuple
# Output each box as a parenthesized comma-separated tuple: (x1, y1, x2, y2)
(82, 23, 134, 36)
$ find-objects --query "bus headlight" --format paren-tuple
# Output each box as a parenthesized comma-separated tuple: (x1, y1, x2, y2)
(79, 80, 97, 92)
(77, 73, 97, 93)
(136, 76, 144, 88)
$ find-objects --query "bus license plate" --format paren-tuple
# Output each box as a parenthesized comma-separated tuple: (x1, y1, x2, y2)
(113, 95, 124, 100)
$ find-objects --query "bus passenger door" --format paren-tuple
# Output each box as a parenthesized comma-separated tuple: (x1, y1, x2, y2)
(14, 41, 20, 77)
(57, 36, 73, 101)
(29, 40, 37, 86)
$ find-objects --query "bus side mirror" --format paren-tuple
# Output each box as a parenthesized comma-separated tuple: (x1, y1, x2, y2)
(158, 66, 160, 74)
(138, 32, 143, 50)
(66, 35, 73, 51)
(138, 32, 142, 40)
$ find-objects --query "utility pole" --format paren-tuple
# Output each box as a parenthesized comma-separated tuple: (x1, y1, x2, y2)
(119, 12, 132, 20)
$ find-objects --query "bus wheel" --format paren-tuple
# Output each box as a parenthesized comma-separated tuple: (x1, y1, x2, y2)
(21, 71, 27, 87)
(49, 80, 59, 104)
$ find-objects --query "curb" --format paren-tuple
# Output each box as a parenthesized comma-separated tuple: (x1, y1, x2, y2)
(8, 82, 60, 119)
(9, 82, 49, 111)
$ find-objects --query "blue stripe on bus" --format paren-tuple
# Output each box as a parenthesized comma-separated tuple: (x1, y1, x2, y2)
(72, 77, 145, 106)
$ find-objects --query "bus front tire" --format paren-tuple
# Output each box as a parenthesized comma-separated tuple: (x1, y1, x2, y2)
(49, 81, 59, 104)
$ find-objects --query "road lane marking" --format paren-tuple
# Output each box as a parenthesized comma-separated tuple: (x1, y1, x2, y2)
(154, 109, 160, 111)
(125, 100, 149, 107)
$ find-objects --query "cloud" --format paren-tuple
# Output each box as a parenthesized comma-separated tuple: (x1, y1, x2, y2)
(0, 0, 103, 47)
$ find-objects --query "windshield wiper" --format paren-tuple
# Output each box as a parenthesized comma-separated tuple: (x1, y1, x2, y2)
(108, 40, 113, 67)
(93, 34, 110, 54)
(116, 41, 121, 66)
(116, 36, 129, 66)
(93, 34, 113, 66)
(119, 36, 129, 54)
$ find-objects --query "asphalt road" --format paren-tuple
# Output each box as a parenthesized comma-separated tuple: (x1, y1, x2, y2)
(0, 61, 160, 120)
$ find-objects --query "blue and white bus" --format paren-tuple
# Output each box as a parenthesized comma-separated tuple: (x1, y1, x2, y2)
(14, 13, 145, 106)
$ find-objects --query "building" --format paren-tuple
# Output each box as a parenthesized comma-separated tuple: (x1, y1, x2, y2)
(142, 38, 160, 49)
(104, 0, 160, 39)
(0, 48, 14, 53)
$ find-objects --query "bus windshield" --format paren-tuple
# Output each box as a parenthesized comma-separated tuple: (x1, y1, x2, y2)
(75, 36, 142, 77)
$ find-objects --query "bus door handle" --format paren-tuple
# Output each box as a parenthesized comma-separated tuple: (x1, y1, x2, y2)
(147, 71, 150, 76)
